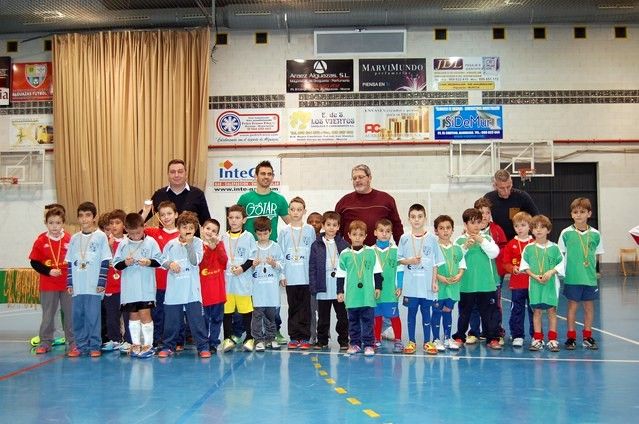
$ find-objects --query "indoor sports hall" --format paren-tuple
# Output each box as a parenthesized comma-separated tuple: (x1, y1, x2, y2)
(1, 1, 638, 423)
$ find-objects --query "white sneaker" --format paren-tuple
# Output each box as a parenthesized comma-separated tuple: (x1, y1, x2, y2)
(547, 340, 560, 352)
(255, 341, 265, 352)
(364, 346, 375, 356)
(434, 339, 446, 352)
(381, 327, 395, 341)
(512, 337, 524, 347)
(529, 339, 544, 351)
(270, 340, 280, 350)
(445, 338, 460, 350)
(119, 342, 132, 354)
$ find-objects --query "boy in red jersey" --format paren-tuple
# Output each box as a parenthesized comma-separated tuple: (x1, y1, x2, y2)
(200, 218, 228, 352)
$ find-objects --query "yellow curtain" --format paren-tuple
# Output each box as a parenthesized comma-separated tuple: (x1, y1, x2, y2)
(52, 28, 210, 219)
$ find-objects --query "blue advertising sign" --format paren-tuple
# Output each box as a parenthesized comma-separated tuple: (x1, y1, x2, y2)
(434, 105, 503, 140)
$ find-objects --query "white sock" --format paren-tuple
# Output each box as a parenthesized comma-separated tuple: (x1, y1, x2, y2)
(129, 320, 141, 345)
(141, 322, 154, 346)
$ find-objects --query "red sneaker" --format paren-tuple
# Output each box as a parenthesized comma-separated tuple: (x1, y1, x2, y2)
(287, 340, 300, 349)
(35, 345, 51, 354)
(67, 347, 82, 357)
(90, 350, 102, 357)
(488, 340, 502, 350)
(299, 341, 311, 350)
(199, 350, 212, 358)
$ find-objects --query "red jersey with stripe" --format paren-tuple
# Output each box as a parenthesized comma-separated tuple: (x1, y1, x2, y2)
(105, 238, 122, 294)
(145, 227, 179, 290)
(29, 232, 70, 291)
(199, 242, 228, 306)
(502, 236, 533, 289)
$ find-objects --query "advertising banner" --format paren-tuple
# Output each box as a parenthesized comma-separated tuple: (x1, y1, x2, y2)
(434, 106, 503, 140)
(0, 56, 10, 106)
(359, 58, 426, 91)
(432, 57, 500, 91)
(8, 115, 53, 148)
(288, 108, 357, 143)
(211, 157, 281, 193)
(11, 62, 53, 102)
(286, 59, 353, 92)
(213, 109, 282, 144)
(360, 106, 431, 141)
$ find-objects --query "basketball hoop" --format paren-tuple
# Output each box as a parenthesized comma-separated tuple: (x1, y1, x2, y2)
(0, 176, 19, 185)
(518, 168, 535, 185)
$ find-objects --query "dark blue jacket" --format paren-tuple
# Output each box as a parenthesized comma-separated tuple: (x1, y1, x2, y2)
(309, 233, 349, 295)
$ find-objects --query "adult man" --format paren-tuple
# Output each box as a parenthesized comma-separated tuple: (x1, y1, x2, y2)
(150, 159, 211, 224)
(484, 169, 539, 240)
(335, 164, 403, 246)
(237, 160, 290, 240)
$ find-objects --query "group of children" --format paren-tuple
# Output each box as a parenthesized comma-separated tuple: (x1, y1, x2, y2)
(28, 193, 603, 358)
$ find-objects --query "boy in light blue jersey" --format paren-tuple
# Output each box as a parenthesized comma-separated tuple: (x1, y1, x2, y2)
(250, 216, 285, 351)
(65, 201, 112, 357)
(279, 196, 316, 350)
(221, 204, 258, 352)
(397, 204, 445, 355)
(158, 211, 211, 359)
(113, 213, 163, 358)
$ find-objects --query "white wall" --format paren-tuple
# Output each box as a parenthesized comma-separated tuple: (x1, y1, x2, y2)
(1, 24, 638, 268)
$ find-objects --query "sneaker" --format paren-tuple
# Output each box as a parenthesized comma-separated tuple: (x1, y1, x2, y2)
(130, 344, 141, 358)
(313, 342, 328, 350)
(175, 344, 185, 352)
(547, 340, 560, 352)
(243, 339, 255, 352)
(101, 340, 120, 352)
(339, 344, 349, 351)
(199, 350, 212, 358)
(35, 345, 51, 354)
(512, 337, 524, 348)
(434, 339, 446, 352)
(424, 342, 438, 355)
(445, 338, 460, 350)
(403, 341, 416, 354)
(275, 331, 288, 344)
(364, 346, 375, 356)
(287, 340, 300, 349)
(393, 341, 404, 353)
(222, 338, 236, 352)
(270, 341, 281, 350)
(487, 340, 502, 350)
(583, 337, 599, 350)
(67, 347, 82, 357)
(137, 345, 155, 359)
(89, 350, 102, 358)
(465, 335, 478, 345)
(52, 337, 66, 346)
(498, 337, 505, 346)
(158, 349, 174, 358)
(565, 338, 577, 350)
(479, 334, 487, 341)
(299, 340, 312, 350)
(119, 342, 132, 354)
(346, 345, 361, 355)
(454, 338, 464, 347)
(374, 340, 382, 348)
(231, 335, 243, 345)
(255, 342, 266, 352)
(529, 339, 544, 351)
(30, 336, 41, 347)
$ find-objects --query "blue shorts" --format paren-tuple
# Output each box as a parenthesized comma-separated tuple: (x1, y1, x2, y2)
(375, 302, 400, 318)
(563, 284, 599, 302)
(433, 298, 456, 311)
(530, 303, 555, 310)
(402, 296, 433, 309)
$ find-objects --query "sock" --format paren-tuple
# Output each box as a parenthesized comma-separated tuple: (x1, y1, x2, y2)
(223, 314, 233, 339)
(583, 329, 592, 339)
(242, 313, 253, 341)
(567, 330, 577, 339)
(141, 322, 154, 346)
(374, 316, 382, 341)
(548, 331, 557, 341)
(533, 332, 543, 341)
(129, 320, 141, 345)
(391, 317, 402, 341)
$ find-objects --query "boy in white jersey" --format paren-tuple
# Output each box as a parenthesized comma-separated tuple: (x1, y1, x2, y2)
(251, 216, 284, 351)
(397, 204, 445, 355)
(279, 196, 316, 350)
(158, 211, 210, 358)
(113, 213, 163, 358)
(558, 197, 604, 350)
(65, 202, 112, 357)
(221, 205, 257, 353)
(519, 215, 564, 352)
(309, 211, 350, 350)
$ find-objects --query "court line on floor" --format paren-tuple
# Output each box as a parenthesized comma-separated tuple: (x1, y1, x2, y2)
(176, 354, 249, 423)
(502, 297, 639, 346)
(0, 353, 66, 382)
(0, 309, 40, 317)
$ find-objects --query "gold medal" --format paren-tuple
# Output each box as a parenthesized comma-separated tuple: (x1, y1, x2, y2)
(293, 256, 299, 261)
(113, 273, 120, 280)
(80, 262, 87, 270)
(583, 260, 590, 267)
(45, 259, 53, 267)
(201, 268, 210, 276)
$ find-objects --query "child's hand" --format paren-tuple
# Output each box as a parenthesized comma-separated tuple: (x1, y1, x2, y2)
(395, 288, 402, 298)
(252, 258, 261, 268)
(337, 293, 345, 303)
(49, 268, 62, 277)
(407, 256, 421, 265)
(473, 234, 485, 244)
(181, 233, 195, 245)
(67, 287, 73, 295)
(137, 258, 151, 267)
(464, 238, 475, 249)
(374, 289, 381, 299)
(142, 201, 153, 217)
(266, 256, 277, 267)
(125, 256, 135, 266)
(280, 278, 287, 287)
(512, 265, 519, 275)
(108, 233, 115, 248)
(231, 265, 243, 276)
(432, 281, 439, 292)
(169, 261, 181, 273)
(96, 286, 105, 293)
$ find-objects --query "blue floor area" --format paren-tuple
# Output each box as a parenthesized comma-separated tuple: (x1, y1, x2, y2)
(2, 275, 639, 423)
